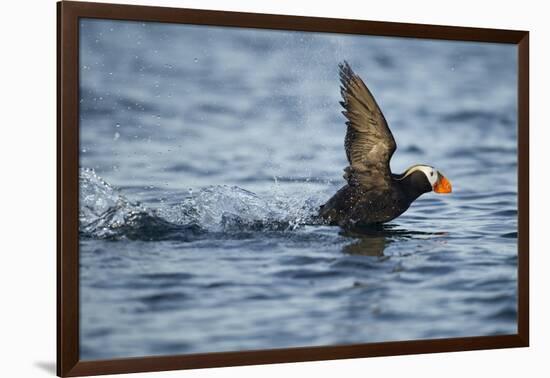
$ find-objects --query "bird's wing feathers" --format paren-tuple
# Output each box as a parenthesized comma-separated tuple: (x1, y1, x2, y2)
(339, 61, 396, 188)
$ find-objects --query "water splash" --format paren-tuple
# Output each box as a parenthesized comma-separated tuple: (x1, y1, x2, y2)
(79, 168, 324, 240)
(80, 168, 172, 240)
(162, 184, 322, 232)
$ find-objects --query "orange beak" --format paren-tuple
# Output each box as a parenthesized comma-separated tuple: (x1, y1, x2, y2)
(434, 174, 452, 194)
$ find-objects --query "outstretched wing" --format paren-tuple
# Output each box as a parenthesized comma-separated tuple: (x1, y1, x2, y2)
(339, 61, 396, 188)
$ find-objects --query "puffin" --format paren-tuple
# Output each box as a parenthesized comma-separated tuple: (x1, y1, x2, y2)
(319, 61, 452, 227)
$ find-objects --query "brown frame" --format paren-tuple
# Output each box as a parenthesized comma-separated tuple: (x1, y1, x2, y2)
(57, 1, 529, 376)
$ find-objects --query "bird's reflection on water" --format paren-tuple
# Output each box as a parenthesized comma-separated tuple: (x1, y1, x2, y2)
(340, 224, 448, 256)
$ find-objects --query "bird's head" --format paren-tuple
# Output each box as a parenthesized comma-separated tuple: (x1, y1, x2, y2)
(399, 165, 452, 195)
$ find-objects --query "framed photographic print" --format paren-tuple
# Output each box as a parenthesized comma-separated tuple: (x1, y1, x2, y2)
(57, 1, 529, 376)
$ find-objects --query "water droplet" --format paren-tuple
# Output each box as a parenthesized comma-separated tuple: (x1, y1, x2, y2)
(193, 58, 199, 63)
(113, 132, 120, 141)
(81, 148, 87, 153)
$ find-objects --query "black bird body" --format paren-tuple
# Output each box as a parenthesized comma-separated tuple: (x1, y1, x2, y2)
(320, 171, 432, 227)
(319, 62, 451, 227)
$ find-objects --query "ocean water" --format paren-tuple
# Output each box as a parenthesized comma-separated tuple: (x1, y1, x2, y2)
(78, 19, 518, 360)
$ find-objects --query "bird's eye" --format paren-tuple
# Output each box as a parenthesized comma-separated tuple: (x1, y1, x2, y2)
(430, 171, 434, 177)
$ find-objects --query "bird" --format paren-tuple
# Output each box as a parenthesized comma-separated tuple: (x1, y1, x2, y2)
(319, 61, 452, 227)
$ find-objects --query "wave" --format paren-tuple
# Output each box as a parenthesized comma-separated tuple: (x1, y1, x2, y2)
(79, 168, 324, 241)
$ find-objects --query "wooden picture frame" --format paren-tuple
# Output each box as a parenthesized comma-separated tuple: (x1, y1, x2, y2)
(57, 1, 529, 376)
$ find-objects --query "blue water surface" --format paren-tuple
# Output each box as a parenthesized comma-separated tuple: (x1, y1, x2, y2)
(78, 19, 518, 360)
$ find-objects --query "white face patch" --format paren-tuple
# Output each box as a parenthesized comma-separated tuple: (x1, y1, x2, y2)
(399, 165, 439, 187)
